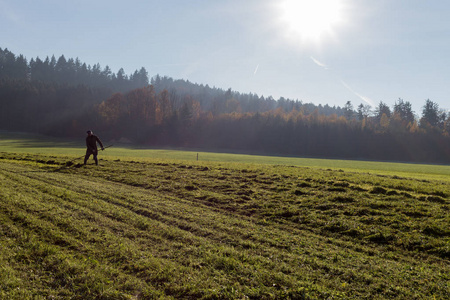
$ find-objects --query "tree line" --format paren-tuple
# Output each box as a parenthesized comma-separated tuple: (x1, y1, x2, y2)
(0, 47, 149, 92)
(95, 86, 450, 163)
(1, 47, 449, 163)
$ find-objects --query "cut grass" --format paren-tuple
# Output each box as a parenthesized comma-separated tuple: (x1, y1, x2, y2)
(0, 150, 448, 299)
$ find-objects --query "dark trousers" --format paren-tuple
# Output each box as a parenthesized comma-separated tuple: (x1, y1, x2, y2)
(84, 149, 98, 165)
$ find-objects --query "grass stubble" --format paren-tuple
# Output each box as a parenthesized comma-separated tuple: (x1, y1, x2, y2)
(0, 151, 448, 299)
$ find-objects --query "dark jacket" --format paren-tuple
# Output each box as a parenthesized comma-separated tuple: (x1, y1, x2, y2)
(86, 135, 104, 152)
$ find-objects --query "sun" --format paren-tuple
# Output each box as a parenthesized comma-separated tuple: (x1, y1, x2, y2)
(277, 0, 346, 44)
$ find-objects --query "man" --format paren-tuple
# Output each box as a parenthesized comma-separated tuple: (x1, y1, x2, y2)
(84, 130, 104, 165)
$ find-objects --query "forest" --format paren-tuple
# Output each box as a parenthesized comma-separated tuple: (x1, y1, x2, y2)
(1, 47, 450, 163)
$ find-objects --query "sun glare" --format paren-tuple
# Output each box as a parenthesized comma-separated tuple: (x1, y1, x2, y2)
(278, 0, 346, 44)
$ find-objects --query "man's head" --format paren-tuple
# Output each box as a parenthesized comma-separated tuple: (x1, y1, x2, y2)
(87, 130, 93, 136)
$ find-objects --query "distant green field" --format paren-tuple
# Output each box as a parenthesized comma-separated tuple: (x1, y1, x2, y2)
(1, 131, 449, 181)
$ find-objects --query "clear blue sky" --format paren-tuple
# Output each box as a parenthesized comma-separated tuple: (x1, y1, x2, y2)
(2, 0, 449, 114)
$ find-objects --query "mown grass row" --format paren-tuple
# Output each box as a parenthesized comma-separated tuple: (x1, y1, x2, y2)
(0, 152, 448, 299)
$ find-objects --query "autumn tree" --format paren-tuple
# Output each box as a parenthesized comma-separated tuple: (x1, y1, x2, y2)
(125, 85, 158, 126)
(443, 115, 450, 136)
(375, 101, 391, 121)
(393, 98, 415, 125)
(158, 89, 173, 123)
(98, 93, 126, 124)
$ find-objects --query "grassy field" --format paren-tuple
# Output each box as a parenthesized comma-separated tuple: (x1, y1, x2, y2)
(1, 131, 449, 180)
(0, 132, 449, 299)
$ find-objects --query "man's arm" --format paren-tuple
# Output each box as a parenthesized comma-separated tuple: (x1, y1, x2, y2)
(96, 136, 104, 150)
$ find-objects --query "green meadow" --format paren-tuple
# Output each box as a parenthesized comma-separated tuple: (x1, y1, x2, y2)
(0, 131, 449, 299)
(1, 131, 449, 180)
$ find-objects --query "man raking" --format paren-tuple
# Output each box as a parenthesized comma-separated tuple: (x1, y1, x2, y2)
(84, 130, 104, 165)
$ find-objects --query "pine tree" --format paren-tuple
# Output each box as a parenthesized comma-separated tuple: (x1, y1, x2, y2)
(420, 99, 440, 128)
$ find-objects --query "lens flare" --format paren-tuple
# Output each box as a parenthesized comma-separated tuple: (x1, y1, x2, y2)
(278, 0, 346, 44)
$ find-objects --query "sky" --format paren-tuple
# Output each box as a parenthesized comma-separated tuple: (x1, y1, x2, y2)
(2, 0, 450, 114)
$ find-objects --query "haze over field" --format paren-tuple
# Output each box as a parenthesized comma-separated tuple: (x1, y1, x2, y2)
(1, 1, 450, 296)
(2, 0, 450, 111)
